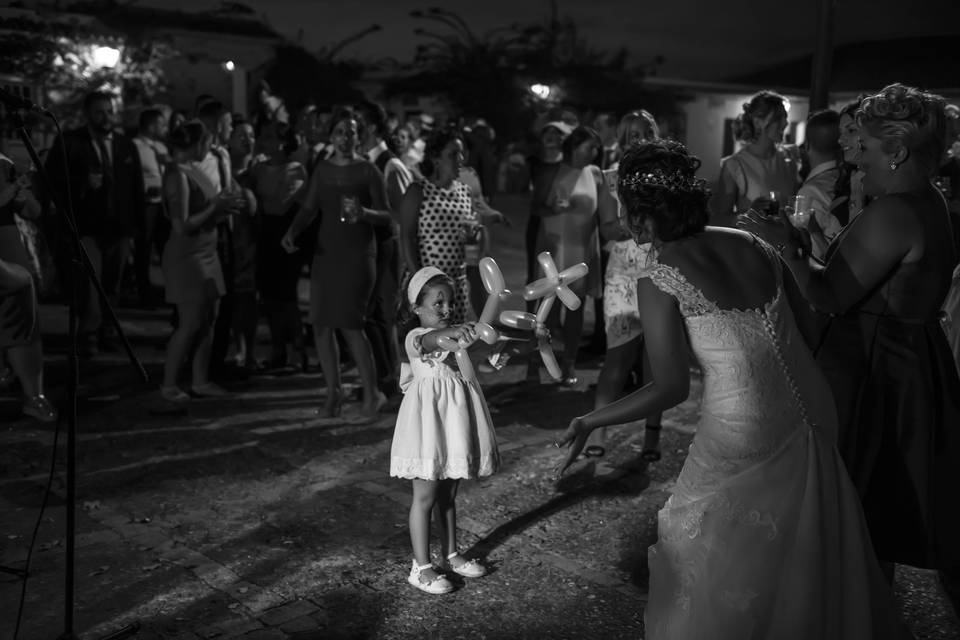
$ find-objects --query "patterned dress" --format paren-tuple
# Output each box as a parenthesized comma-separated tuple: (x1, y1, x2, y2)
(415, 180, 476, 323)
(600, 166, 653, 348)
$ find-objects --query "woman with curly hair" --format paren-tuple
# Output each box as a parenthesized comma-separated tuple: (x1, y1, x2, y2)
(556, 139, 908, 638)
(710, 90, 800, 227)
(743, 83, 960, 591)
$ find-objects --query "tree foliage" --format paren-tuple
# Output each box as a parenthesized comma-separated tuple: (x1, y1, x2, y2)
(0, 9, 174, 125)
(384, 2, 673, 141)
(262, 44, 368, 114)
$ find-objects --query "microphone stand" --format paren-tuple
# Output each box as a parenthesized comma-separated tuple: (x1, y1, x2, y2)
(9, 108, 146, 640)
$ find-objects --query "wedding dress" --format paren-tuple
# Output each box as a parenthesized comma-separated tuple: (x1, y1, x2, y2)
(642, 241, 908, 639)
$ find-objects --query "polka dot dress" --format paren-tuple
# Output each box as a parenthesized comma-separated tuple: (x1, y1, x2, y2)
(416, 180, 476, 323)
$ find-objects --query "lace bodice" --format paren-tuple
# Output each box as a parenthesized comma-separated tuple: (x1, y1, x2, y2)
(641, 244, 838, 502)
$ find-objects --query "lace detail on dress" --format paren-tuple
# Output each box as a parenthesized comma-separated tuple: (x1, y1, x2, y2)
(641, 263, 719, 317)
(663, 489, 780, 542)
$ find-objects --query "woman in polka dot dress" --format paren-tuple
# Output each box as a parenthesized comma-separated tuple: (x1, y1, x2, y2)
(400, 126, 505, 324)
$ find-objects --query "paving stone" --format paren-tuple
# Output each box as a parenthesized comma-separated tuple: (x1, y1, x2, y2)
(200, 617, 263, 638)
(239, 630, 287, 640)
(75, 529, 122, 548)
(259, 599, 320, 626)
(459, 515, 493, 536)
(130, 531, 174, 550)
(536, 551, 627, 587)
(310, 609, 329, 627)
(382, 490, 410, 505)
(96, 513, 133, 529)
(196, 625, 224, 639)
(160, 546, 210, 568)
(356, 481, 390, 495)
(279, 615, 319, 633)
(193, 562, 241, 589)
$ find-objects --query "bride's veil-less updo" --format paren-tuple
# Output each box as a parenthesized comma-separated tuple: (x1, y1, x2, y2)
(617, 139, 711, 243)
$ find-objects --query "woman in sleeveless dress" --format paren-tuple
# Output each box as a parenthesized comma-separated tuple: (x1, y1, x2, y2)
(160, 121, 233, 402)
(587, 111, 664, 459)
(556, 140, 909, 638)
(709, 91, 800, 228)
(282, 107, 393, 419)
(536, 126, 603, 384)
(743, 84, 960, 595)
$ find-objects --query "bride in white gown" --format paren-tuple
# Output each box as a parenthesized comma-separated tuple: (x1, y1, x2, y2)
(555, 140, 910, 639)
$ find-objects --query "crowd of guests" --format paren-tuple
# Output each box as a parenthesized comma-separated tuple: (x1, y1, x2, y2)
(2, 73, 960, 633)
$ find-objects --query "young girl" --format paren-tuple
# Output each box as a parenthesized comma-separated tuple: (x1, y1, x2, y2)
(390, 266, 499, 594)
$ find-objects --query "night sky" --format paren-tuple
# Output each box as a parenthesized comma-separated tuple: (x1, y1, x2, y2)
(142, 0, 960, 81)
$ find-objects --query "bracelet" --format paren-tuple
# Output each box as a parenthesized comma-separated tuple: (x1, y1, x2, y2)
(776, 242, 806, 260)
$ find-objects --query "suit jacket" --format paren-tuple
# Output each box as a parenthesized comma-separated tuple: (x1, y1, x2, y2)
(45, 127, 145, 239)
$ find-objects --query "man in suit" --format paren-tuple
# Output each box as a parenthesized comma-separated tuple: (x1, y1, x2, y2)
(45, 90, 145, 357)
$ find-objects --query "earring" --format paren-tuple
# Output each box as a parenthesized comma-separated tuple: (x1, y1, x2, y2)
(889, 161, 898, 171)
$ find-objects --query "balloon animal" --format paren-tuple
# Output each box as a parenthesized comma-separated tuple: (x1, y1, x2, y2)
(436, 257, 509, 382)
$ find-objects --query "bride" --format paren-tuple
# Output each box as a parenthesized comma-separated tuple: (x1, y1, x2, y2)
(554, 140, 909, 638)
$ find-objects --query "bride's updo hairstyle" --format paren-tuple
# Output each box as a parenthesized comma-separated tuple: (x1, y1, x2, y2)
(732, 90, 787, 142)
(857, 83, 947, 177)
(618, 139, 710, 242)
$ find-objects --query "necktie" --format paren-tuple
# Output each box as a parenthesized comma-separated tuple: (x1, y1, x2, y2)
(95, 137, 113, 183)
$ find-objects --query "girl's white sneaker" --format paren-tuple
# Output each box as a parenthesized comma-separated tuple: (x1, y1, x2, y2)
(441, 552, 487, 578)
(407, 560, 454, 594)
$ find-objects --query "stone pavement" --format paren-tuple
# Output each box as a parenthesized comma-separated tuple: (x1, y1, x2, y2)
(1, 301, 958, 639)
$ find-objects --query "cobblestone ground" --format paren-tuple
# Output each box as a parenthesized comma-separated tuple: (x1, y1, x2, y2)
(2, 203, 959, 639)
(2, 343, 958, 639)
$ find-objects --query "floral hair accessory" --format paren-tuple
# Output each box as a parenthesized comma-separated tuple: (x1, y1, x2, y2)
(619, 168, 705, 194)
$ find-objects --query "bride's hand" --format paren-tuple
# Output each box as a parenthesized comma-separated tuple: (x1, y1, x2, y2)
(554, 416, 590, 479)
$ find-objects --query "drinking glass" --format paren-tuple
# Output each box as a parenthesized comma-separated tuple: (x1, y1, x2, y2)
(340, 195, 360, 223)
(786, 194, 812, 229)
(766, 190, 781, 217)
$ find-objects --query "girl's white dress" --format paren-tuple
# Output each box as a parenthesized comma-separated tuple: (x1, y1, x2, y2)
(390, 327, 500, 480)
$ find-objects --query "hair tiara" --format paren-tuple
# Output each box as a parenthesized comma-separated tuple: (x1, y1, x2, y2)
(619, 168, 705, 194)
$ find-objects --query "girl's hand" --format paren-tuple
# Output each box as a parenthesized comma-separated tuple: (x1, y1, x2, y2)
(554, 416, 590, 479)
(451, 322, 478, 345)
(533, 322, 551, 341)
(280, 230, 298, 254)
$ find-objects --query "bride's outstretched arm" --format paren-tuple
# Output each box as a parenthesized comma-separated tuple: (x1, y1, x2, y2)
(555, 279, 691, 474)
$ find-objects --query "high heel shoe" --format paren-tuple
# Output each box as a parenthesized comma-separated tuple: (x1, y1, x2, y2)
(316, 387, 342, 418)
(22, 394, 57, 423)
(361, 389, 388, 419)
(641, 424, 662, 462)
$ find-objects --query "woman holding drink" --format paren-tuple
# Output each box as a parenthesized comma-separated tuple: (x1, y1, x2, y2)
(281, 107, 392, 419)
(710, 90, 800, 227)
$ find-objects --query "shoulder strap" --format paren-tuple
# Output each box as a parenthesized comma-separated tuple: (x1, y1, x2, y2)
(640, 261, 718, 316)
